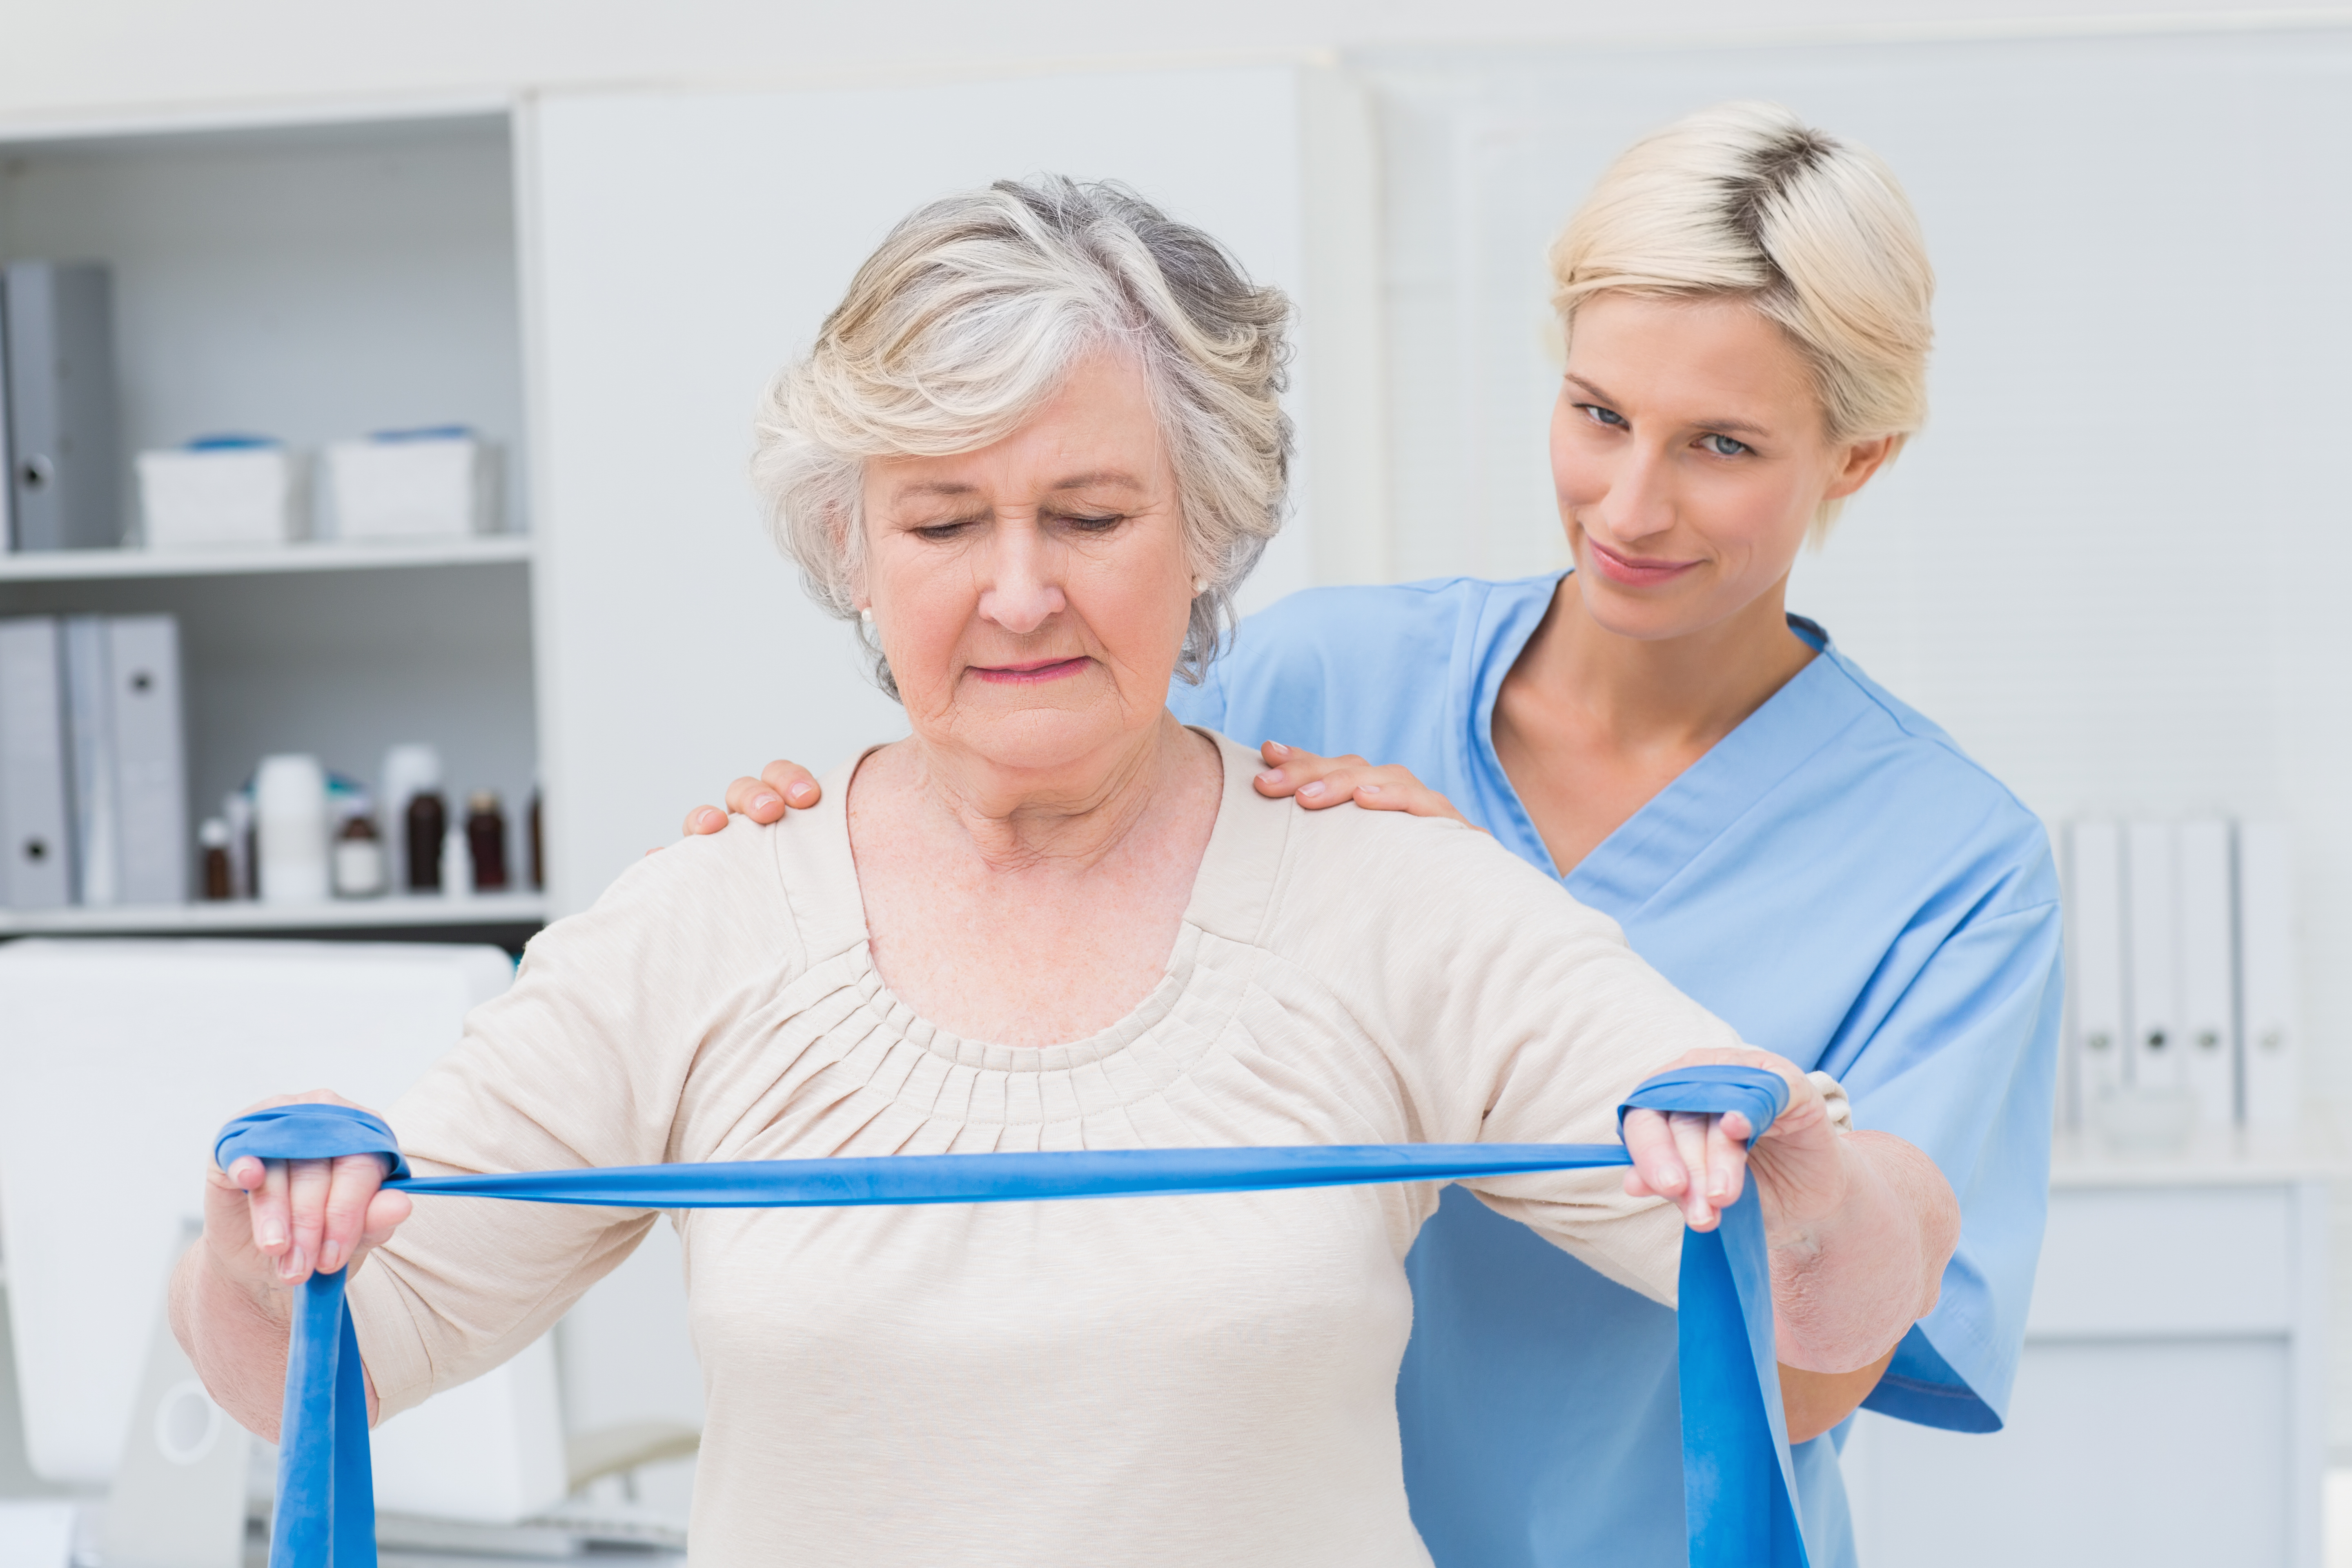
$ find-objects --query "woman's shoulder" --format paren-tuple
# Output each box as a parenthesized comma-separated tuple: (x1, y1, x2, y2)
(516, 802, 838, 990)
(1193, 736, 1625, 978)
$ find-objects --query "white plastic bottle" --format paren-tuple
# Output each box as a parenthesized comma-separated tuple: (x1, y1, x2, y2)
(440, 820, 474, 901)
(254, 754, 330, 904)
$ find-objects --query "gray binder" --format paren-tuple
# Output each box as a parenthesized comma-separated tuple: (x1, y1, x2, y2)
(61, 617, 119, 906)
(4, 262, 121, 552)
(0, 618, 73, 907)
(105, 616, 188, 904)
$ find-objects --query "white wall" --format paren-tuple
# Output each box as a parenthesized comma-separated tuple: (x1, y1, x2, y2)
(1367, 24, 2352, 1456)
(0, 0, 2324, 127)
(524, 65, 1371, 909)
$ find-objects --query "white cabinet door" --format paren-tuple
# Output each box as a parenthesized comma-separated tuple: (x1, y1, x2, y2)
(522, 68, 1380, 913)
(1844, 1180, 2326, 1568)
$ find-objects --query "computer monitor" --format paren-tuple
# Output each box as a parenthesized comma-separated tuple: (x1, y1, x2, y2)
(0, 938, 567, 1521)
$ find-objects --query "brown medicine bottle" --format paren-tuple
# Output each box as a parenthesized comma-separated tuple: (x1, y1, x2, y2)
(405, 790, 446, 891)
(467, 791, 509, 891)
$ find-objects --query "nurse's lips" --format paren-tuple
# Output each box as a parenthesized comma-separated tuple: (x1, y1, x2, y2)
(971, 656, 1089, 686)
(1585, 537, 1701, 587)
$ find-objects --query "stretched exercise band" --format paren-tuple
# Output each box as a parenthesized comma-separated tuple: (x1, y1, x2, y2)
(216, 1064, 1809, 1568)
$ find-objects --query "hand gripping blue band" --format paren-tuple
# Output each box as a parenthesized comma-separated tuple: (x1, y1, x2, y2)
(218, 1064, 1807, 1568)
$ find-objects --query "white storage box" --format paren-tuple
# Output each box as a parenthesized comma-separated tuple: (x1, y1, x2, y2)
(134, 440, 306, 548)
(326, 428, 501, 540)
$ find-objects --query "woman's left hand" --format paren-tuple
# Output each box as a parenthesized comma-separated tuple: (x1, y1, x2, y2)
(1618, 1046, 1845, 1237)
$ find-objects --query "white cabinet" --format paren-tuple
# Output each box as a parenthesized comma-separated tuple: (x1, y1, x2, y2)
(0, 112, 546, 937)
(1846, 1164, 2329, 1568)
(520, 66, 1385, 912)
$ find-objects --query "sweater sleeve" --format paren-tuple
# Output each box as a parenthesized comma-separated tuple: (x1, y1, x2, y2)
(347, 819, 805, 1418)
(1268, 807, 1751, 1306)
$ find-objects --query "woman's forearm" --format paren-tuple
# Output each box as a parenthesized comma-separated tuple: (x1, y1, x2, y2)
(169, 1241, 296, 1440)
(1766, 1130, 1959, 1374)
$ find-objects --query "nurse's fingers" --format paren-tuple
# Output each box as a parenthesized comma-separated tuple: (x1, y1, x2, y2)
(1255, 743, 1477, 826)
(731, 761, 820, 820)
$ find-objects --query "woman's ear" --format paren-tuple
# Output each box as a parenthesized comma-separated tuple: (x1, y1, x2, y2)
(1825, 433, 1901, 501)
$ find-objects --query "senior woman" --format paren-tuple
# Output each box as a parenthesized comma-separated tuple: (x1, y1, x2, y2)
(688, 110, 2062, 1568)
(174, 178, 1960, 1564)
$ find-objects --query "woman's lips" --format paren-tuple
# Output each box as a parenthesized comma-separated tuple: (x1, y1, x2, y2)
(1585, 537, 1701, 587)
(970, 656, 1090, 686)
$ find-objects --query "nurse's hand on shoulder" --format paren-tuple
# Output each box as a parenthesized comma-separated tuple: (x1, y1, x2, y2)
(205, 1090, 412, 1303)
(670, 743, 1481, 839)
(678, 760, 823, 839)
(1618, 1047, 1846, 1236)
(1250, 742, 1479, 829)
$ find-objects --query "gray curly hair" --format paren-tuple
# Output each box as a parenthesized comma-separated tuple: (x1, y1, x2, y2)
(751, 176, 1294, 697)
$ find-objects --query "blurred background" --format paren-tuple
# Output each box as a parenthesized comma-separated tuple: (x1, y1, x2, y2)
(0, 0, 2344, 1564)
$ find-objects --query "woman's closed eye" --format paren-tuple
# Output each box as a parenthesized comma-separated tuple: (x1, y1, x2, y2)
(1049, 508, 1129, 536)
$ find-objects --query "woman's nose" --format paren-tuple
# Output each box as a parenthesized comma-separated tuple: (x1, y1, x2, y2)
(1592, 442, 1677, 543)
(977, 531, 1066, 633)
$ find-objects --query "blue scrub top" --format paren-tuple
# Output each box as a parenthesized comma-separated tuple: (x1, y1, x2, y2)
(1167, 571, 2063, 1568)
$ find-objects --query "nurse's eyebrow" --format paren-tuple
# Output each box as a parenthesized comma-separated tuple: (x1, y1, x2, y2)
(1564, 375, 1772, 439)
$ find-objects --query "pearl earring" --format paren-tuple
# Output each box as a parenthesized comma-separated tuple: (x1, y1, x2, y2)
(1193, 578, 1210, 595)
(859, 606, 874, 625)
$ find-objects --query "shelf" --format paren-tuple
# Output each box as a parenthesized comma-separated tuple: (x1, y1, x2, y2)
(0, 535, 532, 584)
(0, 891, 549, 937)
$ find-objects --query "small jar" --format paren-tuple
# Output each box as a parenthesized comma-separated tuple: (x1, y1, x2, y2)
(198, 818, 234, 902)
(332, 814, 386, 898)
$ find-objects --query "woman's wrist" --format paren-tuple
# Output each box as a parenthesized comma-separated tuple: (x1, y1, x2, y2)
(1767, 1131, 1953, 1373)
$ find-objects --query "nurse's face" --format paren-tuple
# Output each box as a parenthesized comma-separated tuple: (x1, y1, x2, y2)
(1549, 293, 1893, 642)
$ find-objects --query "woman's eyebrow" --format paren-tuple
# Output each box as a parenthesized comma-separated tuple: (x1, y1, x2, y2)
(1049, 470, 1145, 492)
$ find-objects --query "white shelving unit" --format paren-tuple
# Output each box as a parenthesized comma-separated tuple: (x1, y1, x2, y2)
(0, 109, 543, 942)
(0, 535, 532, 582)
(0, 891, 547, 937)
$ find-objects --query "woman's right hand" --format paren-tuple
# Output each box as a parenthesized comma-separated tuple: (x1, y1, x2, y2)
(680, 760, 824, 837)
(204, 1090, 413, 1300)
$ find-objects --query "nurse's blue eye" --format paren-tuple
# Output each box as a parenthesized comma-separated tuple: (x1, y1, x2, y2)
(1699, 433, 1751, 458)
(1579, 404, 1628, 430)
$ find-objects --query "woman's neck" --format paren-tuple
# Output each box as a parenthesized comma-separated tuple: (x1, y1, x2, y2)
(1489, 569, 1817, 877)
(880, 711, 1214, 876)
(1521, 569, 1815, 753)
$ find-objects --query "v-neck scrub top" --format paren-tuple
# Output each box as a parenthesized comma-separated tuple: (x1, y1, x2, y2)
(345, 733, 1761, 1566)
(1169, 572, 2064, 1568)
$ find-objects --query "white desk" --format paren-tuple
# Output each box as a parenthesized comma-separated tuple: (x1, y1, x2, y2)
(1845, 1131, 2335, 1567)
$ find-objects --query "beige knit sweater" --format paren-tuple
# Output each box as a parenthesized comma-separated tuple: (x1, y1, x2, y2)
(347, 733, 1745, 1565)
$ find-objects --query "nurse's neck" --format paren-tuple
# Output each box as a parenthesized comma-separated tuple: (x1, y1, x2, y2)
(1492, 568, 1816, 874)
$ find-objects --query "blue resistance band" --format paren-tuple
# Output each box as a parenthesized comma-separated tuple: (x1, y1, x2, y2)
(216, 1063, 1806, 1568)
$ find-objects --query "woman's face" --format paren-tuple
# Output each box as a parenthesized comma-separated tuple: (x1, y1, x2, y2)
(860, 351, 1196, 777)
(1549, 293, 1892, 643)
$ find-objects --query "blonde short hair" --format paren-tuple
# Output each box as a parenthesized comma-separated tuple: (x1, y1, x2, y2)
(752, 176, 1292, 695)
(1549, 102, 1933, 529)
